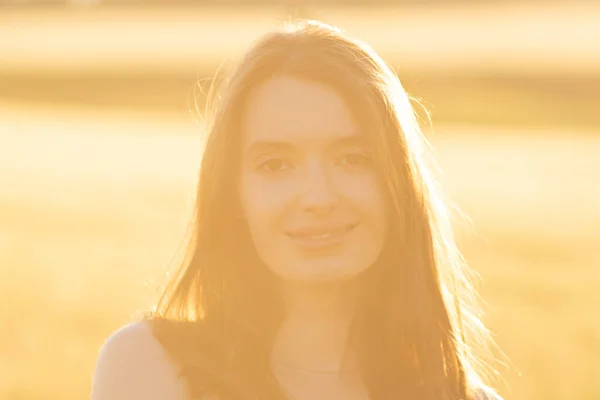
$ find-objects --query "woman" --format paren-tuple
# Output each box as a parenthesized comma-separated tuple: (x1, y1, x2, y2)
(91, 20, 503, 400)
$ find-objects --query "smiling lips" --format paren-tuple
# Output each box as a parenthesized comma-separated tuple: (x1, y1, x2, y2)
(286, 224, 357, 250)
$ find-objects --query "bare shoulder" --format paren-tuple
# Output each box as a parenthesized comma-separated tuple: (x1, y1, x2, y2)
(91, 321, 190, 400)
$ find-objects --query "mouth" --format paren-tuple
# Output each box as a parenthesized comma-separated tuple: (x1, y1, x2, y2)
(286, 224, 357, 250)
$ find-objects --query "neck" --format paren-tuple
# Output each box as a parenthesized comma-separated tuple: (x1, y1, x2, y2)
(270, 278, 360, 373)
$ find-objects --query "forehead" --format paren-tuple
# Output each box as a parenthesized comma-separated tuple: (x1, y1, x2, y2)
(241, 75, 360, 147)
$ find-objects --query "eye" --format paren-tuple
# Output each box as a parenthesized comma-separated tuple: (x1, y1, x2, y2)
(258, 158, 292, 173)
(338, 153, 371, 167)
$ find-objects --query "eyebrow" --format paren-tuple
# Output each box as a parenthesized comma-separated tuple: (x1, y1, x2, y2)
(244, 134, 366, 155)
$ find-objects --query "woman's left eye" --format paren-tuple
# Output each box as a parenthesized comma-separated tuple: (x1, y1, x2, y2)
(338, 153, 370, 167)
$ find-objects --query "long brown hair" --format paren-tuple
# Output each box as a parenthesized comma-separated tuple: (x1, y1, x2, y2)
(149, 20, 498, 400)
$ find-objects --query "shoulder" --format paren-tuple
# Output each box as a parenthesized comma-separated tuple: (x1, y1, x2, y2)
(91, 321, 190, 400)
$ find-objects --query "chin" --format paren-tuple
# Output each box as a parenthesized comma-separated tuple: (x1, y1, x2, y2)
(277, 257, 371, 284)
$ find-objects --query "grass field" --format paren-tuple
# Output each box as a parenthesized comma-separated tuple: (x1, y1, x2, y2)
(1, 4, 599, 399)
(2, 3, 600, 130)
(1, 103, 599, 399)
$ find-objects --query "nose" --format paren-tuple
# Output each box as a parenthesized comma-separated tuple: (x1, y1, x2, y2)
(300, 160, 339, 215)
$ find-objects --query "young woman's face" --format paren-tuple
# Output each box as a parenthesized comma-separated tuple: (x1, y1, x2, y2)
(239, 75, 388, 285)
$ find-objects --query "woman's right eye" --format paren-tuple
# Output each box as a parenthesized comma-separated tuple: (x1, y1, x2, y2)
(257, 158, 292, 173)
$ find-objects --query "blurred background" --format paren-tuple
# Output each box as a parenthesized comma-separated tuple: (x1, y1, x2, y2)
(1, 0, 599, 399)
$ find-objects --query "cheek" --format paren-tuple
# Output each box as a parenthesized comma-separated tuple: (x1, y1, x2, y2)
(341, 173, 389, 264)
(338, 173, 388, 229)
(239, 173, 301, 275)
(239, 173, 294, 237)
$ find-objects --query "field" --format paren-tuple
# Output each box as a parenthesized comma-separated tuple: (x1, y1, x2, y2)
(2, 103, 599, 399)
(1, 3, 600, 400)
